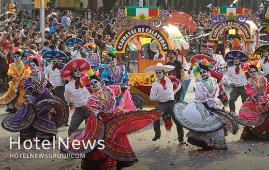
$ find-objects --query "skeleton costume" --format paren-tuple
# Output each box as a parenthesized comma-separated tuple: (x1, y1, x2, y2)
(44, 50, 69, 125)
(84, 43, 101, 69)
(207, 42, 226, 70)
(61, 75, 163, 170)
(237, 65, 269, 140)
(0, 49, 31, 113)
(225, 50, 249, 115)
(2, 58, 67, 140)
(101, 47, 129, 105)
(174, 59, 236, 150)
(62, 58, 92, 135)
(145, 63, 183, 143)
(256, 45, 269, 81)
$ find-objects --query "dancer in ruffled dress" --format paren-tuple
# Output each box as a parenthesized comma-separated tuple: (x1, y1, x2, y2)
(0, 49, 31, 113)
(174, 59, 238, 150)
(237, 65, 269, 140)
(2, 58, 67, 141)
(61, 75, 163, 170)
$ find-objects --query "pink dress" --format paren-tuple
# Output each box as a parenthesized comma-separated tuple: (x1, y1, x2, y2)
(238, 77, 269, 139)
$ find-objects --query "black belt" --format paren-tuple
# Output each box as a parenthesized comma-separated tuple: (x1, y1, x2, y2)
(234, 86, 244, 88)
(159, 100, 174, 104)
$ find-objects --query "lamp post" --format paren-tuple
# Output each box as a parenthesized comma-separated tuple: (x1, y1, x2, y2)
(40, 0, 45, 41)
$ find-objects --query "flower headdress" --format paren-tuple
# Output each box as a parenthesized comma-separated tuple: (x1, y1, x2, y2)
(23, 54, 42, 68)
(81, 69, 100, 86)
(102, 47, 116, 64)
(12, 49, 25, 60)
(192, 59, 211, 76)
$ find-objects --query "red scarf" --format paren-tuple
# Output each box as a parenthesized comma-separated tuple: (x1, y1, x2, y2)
(264, 57, 269, 64)
(52, 64, 62, 71)
(75, 80, 83, 89)
(160, 79, 167, 90)
(235, 65, 240, 74)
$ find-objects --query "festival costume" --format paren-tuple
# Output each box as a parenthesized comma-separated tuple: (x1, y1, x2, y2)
(191, 54, 228, 105)
(256, 45, 269, 81)
(62, 85, 163, 169)
(43, 50, 69, 125)
(0, 61, 31, 110)
(225, 50, 249, 113)
(174, 60, 238, 150)
(61, 58, 92, 135)
(1, 72, 67, 140)
(237, 76, 269, 140)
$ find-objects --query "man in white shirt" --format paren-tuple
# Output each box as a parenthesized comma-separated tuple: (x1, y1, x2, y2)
(225, 51, 248, 115)
(258, 47, 269, 81)
(44, 53, 69, 126)
(62, 59, 91, 135)
(145, 63, 183, 143)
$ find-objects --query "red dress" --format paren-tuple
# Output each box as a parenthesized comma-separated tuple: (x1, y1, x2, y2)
(238, 77, 269, 139)
(62, 85, 163, 168)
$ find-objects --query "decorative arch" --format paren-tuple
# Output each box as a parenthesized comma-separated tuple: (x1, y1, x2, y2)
(210, 21, 252, 41)
(114, 25, 171, 54)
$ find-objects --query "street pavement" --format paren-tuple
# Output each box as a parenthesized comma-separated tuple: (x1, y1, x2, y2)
(0, 75, 269, 170)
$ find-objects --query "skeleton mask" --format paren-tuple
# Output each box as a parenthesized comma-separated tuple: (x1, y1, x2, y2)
(207, 47, 214, 56)
(233, 56, 241, 65)
(199, 68, 209, 80)
(155, 70, 164, 80)
(52, 56, 59, 64)
(90, 78, 102, 92)
(72, 68, 81, 78)
(249, 68, 258, 78)
(263, 49, 269, 57)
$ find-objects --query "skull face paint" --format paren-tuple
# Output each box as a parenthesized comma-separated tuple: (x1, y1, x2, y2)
(207, 47, 214, 56)
(249, 68, 258, 78)
(90, 79, 102, 92)
(14, 54, 22, 62)
(155, 70, 164, 80)
(233, 57, 241, 65)
(52, 56, 59, 64)
(199, 69, 209, 80)
(72, 68, 81, 78)
(29, 62, 38, 73)
(109, 57, 117, 67)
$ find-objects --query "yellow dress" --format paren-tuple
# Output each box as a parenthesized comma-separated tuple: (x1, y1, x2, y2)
(0, 62, 31, 109)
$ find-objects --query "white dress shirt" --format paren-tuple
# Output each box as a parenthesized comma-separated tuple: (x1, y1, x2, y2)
(44, 64, 64, 87)
(226, 65, 247, 86)
(259, 57, 269, 76)
(64, 79, 91, 107)
(150, 76, 175, 102)
(70, 49, 82, 59)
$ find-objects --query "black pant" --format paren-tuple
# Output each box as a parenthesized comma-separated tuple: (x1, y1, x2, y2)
(54, 86, 69, 124)
(228, 86, 247, 112)
(153, 100, 184, 141)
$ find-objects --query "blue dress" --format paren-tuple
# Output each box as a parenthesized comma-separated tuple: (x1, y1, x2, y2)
(101, 65, 129, 105)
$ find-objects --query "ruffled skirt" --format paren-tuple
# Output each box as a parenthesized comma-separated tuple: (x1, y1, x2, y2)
(2, 93, 67, 139)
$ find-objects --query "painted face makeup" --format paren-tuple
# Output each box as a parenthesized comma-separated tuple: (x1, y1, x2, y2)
(200, 68, 209, 80)
(30, 62, 38, 73)
(72, 68, 81, 78)
(249, 68, 258, 77)
(14, 54, 21, 62)
(155, 70, 164, 80)
(233, 57, 240, 65)
(90, 79, 101, 91)
(52, 56, 59, 64)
